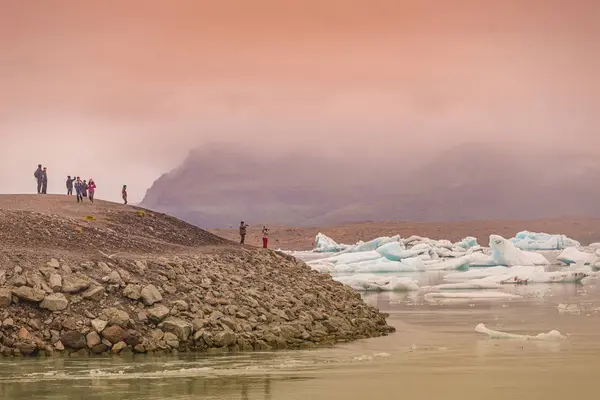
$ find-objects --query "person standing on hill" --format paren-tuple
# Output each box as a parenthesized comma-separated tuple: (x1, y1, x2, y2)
(88, 179, 96, 203)
(262, 226, 269, 249)
(82, 180, 88, 198)
(41, 167, 48, 194)
(122, 185, 128, 205)
(75, 177, 84, 203)
(66, 176, 76, 195)
(239, 221, 249, 244)
(34, 164, 43, 194)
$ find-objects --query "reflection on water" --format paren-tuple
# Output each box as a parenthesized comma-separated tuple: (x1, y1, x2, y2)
(1, 275, 599, 399)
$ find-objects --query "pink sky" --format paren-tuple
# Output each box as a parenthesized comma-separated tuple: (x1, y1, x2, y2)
(1, 0, 598, 202)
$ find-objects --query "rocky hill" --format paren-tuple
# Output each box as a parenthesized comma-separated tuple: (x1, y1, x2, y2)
(0, 195, 393, 357)
(140, 143, 600, 228)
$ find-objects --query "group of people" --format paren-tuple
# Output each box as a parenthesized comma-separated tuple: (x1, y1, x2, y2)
(239, 221, 270, 248)
(34, 164, 128, 205)
(65, 176, 97, 203)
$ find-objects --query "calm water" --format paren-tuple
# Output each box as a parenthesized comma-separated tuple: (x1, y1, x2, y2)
(1, 273, 599, 400)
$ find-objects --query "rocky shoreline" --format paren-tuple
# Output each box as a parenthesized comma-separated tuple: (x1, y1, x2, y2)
(0, 250, 394, 357)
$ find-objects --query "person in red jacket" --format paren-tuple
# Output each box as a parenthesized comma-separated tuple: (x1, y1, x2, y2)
(87, 179, 97, 203)
(262, 226, 269, 248)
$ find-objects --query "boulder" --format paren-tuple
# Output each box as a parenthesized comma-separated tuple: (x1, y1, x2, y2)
(12, 286, 46, 302)
(25, 271, 44, 287)
(48, 274, 62, 292)
(0, 288, 12, 308)
(16, 341, 37, 356)
(39, 293, 69, 311)
(140, 284, 162, 306)
(161, 318, 193, 342)
(213, 331, 237, 347)
(123, 284, 142, 300)
(61, 317, 79, 330)
(47, 259, 60, 269)
(147, 305, 169, 324)
(60, 331, 86, 349)
(82, 286, 105, 301)
(62, 276, 90, 294)
(111, 341, 128, 353)
(91, 343, 108, 354)
(103, 307, 130, 328)
(91, 318, 108, 333)
(86, 331, 102, 348)
(101, 325, 128, 344)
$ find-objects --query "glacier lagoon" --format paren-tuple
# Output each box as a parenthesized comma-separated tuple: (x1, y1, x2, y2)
(1, 230, 599, 399)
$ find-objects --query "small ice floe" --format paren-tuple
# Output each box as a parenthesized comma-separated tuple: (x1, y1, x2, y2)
(424, 291, 521, 304)
(334, 274, 419, 292)
(475, 323, 565, 340)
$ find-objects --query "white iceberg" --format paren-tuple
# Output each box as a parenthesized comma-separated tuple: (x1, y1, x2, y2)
(423, 255, 475, 271)
(557, 247, 596, 265)
(334, 274, 419, 292)
(423, 281, 503, 291)
(424, 291, 522, 303)
(490, 235, 550, 266)
(454, 236, 479, 249)
(475, 323, 564, 340)
(511, 231, 580, 251)
(313, 233, 349, 253)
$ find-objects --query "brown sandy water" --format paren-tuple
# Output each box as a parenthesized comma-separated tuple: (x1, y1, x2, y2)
(1, 279, 598, 400)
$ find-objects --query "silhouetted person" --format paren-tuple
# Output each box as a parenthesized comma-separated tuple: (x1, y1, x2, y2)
(41, 167, 48, 194)
(34, 164, 43, 194)
(82, 180, 88, 198)
(75, 177, 84, 202)
(262, 226, 269, 248)
(239, 221, 249, 244)
(88, 179, 96, 203)
(66, 175, 76, 195)
(122, 185, 128, 205)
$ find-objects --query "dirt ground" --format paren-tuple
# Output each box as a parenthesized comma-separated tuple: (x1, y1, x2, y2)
(209, 218, 600, 250)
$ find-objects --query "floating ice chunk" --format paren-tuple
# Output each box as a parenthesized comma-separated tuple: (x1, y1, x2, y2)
(424, 281, 503, 290)
(423, 255, 474, 271)
(444, 266, 542, 282)
(557, 247, 596, 265)
(334, 274, 419, 292)
(454, 236, 479, 249)
(314, 233, 349, 253)
(475, 323, 564, 340)
(311, 251, 382, 265)
(334, 258, 424, 273)
(424, 291, 522, 302)
(376, 242, 425, 261)
(476, 269, 589, 285)
(469, 253, 500, 267)
(490, 235, 550, 266)
(511, 231, 580, 251)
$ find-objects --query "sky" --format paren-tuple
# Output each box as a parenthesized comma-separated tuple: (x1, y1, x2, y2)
(1, 0, 598, 202)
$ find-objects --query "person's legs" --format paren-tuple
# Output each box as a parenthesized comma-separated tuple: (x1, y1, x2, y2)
(37, 180, 42, 194)
(240, 234, 245, 244)
(41, 182, 47, 194)
(89, 192, 94, 203)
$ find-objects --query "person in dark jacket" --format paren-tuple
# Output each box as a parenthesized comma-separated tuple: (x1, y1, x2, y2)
(74, 177, 84, 202)
(82, 180, 88, 198)
(41, 167, 48, 194)
(66, 176, 76, 195)
(34, 164, 43, 194)
(239, 221, 249, 244)
(122, 185, 128, 205)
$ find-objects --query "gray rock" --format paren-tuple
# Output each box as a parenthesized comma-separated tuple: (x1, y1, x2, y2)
(97, 262, 112, 274)
(117, 269, 133, 283)
(123, 284, 142, 300)
(91, 318, 108, 333)
(0, 288, 12, 308)
(163, 332, 179, 348)
(25, 271, 44, 287)
(86, 331, 102, 348)
(49, 274, 62, 292)
(39, 293, 69, 311)
(161, 317, 193, 341)
(47, 259, 60, 269)
(147, 305, 170, 324)
(82, 286, 105, 301)
(12, 286, 45, 302)
(191, 318, 205, 332)
(62, 276, 90, 294)
(213, 331, 237, 347)
(0, 270, 6, 286)
(60, 331, 86, 349)
(9, 275, 27, 287)
(103, 307, 130, 328)
(171, 300, 189, 311)
(62, 317, 79, 330)
(140, 284, 162, 306)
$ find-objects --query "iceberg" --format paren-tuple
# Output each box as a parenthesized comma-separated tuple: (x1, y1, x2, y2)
(454, 236, 479, 249)
(557, 247, 596, 265)
(424, 291, 522, 303)
(475, 323, 564, 340)
(376, 242, 425, 261)
(334, 274, 419, 292)
(489, 235, 550, 266)
(314, 233, 349, 253)
(423, 255, 475, 271)
(511, 231, 580, 251)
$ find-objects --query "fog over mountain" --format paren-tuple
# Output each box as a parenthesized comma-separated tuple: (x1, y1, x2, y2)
(140, 142, 600, 227)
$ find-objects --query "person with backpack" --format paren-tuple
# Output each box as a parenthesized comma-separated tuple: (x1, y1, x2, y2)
(41, 167, 48, 194)
(74, 177, 84, 203)
(34, 164, 43, 194)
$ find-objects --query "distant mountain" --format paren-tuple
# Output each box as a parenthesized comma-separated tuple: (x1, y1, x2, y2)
(141, 142, 600, 228)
